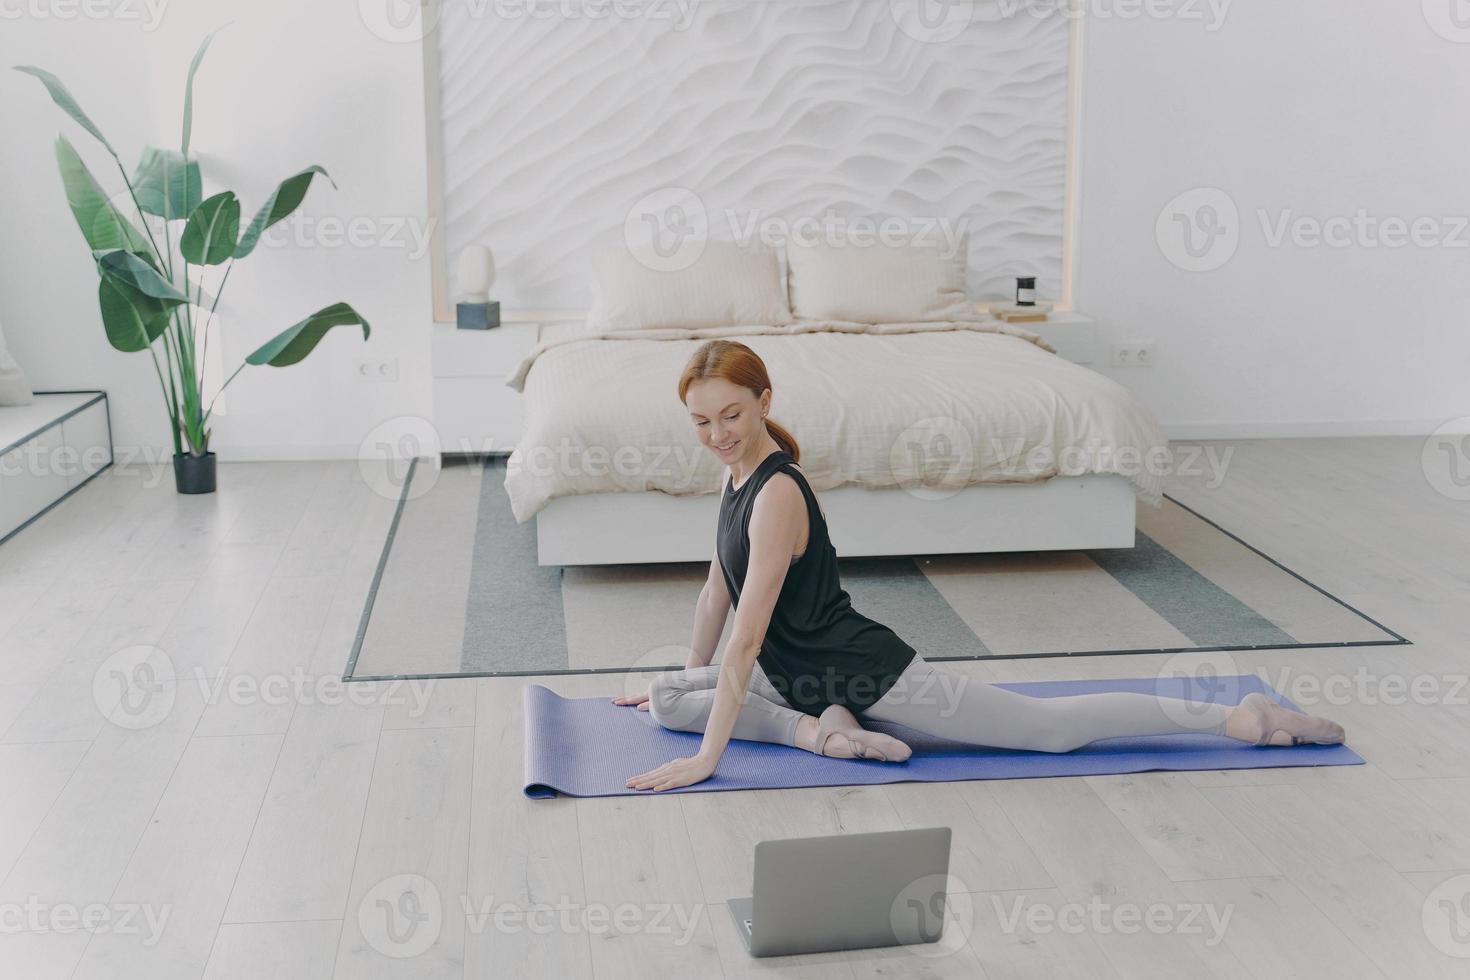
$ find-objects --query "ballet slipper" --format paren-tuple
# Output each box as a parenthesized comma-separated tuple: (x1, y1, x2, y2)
(815, 704, 912, 763)
(1236, 692, 1346, 747)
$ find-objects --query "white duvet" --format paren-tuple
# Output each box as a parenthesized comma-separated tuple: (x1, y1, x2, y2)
(502, 320, 1171, 523)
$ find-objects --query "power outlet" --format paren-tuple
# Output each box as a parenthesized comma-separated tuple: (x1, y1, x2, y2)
(355, 357, 399, 382)
(1110, 343, 1155, 367)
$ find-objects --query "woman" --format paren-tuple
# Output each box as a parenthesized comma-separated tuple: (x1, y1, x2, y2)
(615, 341, 1345, 792)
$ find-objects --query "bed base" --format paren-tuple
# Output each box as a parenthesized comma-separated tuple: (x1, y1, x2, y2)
(534, 475, 1137, 566)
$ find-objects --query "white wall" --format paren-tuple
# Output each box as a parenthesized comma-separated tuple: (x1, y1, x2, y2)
(0, 4, 434, 460)
(3, 3, 1466, 459)
(1075, 1, 1470, 437)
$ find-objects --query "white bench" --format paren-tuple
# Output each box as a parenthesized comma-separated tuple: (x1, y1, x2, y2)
(0, 391, 113, 545)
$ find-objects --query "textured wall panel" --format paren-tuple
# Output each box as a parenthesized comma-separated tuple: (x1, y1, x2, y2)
(436, 0, 1071, 308)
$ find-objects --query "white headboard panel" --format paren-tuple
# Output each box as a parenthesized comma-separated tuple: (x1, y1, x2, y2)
(432, 0, 1074, 313)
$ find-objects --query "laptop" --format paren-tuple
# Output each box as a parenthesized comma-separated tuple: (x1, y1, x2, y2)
(727, 826, 953, 957)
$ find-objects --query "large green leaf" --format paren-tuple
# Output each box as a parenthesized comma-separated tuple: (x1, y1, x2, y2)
(97, 276, 172, 353)
(245, 302, 370, 367)
(133, 146, 202, 220)
(181, 29, 222, 158)
(54, 136, 152, 254)
(14, 65, 116, 156)
(233, 165, 334, 259)
(98, 250, 190, 303)
(180, 191, 240, 265)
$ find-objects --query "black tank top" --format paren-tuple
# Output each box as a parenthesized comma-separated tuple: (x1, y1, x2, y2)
(716, 449, 916, 717)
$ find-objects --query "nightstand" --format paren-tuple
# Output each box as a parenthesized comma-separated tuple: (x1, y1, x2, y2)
(431, 321, 541, 456)
(1022, 311, 1099, 365)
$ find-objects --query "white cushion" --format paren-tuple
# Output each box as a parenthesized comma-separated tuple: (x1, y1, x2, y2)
(786, 234, 978, 323)
(0, 315, 34, 407)
(587, 240, 791, 331)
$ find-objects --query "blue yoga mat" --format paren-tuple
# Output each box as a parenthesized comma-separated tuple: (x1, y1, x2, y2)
(523, 674, 1363, 798)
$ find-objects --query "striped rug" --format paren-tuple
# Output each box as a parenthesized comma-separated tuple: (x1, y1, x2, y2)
(344, 458, 1406, 681)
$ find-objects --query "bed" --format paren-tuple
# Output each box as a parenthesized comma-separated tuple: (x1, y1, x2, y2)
(502, 318, 1170, 566)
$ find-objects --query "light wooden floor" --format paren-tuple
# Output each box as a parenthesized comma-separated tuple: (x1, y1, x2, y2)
(0, 438, 1467, 979)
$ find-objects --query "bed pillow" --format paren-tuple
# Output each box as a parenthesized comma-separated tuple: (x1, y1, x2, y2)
(786, 233, 977, 323)
(587, 240, 791, 331)
(0, 315, 35, 407)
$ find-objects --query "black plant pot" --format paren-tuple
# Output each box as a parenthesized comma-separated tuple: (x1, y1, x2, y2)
(173, 451, 217, 494)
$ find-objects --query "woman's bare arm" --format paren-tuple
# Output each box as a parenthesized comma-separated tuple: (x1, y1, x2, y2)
(687, 546, 732, 668)
(626, 475, 805, 790)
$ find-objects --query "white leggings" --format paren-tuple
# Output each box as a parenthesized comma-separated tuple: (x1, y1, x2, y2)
(647, 654, 1230, 753)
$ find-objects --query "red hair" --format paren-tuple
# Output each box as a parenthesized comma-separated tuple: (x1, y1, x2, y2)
(678, 340, 800, 463)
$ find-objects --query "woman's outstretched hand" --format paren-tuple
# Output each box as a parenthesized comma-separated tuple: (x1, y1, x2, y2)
(611, 688, 651, 711)
(626, 755, 716, 792)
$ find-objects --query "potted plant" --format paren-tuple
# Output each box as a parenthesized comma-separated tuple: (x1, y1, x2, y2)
(16, 30, 370, 494)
